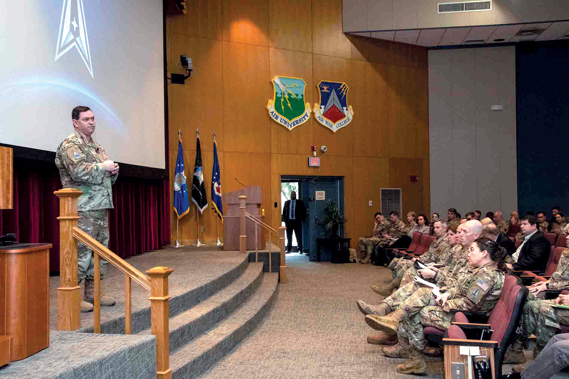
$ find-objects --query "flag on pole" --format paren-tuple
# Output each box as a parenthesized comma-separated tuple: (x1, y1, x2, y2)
(211, 138, 223, 222)
(174, 132, 190, 218)
(192, 134, 208, 214)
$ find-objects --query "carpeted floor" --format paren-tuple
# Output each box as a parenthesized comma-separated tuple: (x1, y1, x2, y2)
(201, 254, 445, 379)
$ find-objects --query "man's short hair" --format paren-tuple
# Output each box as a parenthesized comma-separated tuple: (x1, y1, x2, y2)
(389, 211, 399, 217)
(437, 220, 448, 230)
(72, 106, 91, 120)
(482, 223, 500, 238)
(466, 211, 474, 218)
(553, 206, 561, 211)
(474, 210, 482, 215)
(374, 212, 382, 218)
(557, 212, 565, 218)
(522, 215, 537, 226)
(537, 211, 546, 217)
(448, 208, 457, 215)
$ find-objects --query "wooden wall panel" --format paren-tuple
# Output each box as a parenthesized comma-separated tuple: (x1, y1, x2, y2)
(168, 0, 223, 40)
(312, 55, 354, 157)
(269, 49, 314, 155)
(269, 0, 312, 53)
(168, 35, 223, 153)
(352, 157, 389, 240)
(222, 0, 269, 46)
(350, 60, 390, 158)
(222, 42, 271, 154)
(388, 158, 426, 218)
(349, 35, 395, 65)
(0, 147, 13, 210)
(312, 0, 352, 59)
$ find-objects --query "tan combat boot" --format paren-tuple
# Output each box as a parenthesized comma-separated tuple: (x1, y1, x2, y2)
(512, 343, 543, 373)
(357, 300, 391, 316)
(80, 282, 94, 313)
(383, 338, 410, 358)
(376, 278, 401, 297)
(365, 308, 405, 334)
(84, 279, 116, 306)
(360, 251, 371, 264)
(396, 348, 428, 375)
(503, 339, 527, 364)
(367, 331, 398, 345)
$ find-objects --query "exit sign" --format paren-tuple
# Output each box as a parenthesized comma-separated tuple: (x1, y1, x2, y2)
(308, 157, 320, 167)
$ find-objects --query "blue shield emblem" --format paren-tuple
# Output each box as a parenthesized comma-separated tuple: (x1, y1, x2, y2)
(314, 81, 354, 133)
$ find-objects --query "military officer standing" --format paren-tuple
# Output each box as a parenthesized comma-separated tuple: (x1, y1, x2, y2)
(55, 106, 119, 312)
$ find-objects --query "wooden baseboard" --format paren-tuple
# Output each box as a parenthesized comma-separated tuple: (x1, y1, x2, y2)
(0, 336, 11, 367)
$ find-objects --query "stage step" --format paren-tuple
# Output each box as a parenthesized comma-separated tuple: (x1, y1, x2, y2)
(171, 273, 279, 379)
(138, 262, 264, 352)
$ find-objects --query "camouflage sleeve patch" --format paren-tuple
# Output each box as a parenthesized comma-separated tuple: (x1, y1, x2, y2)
(67, 148, 85, 163)
(467, 279, 491, 304)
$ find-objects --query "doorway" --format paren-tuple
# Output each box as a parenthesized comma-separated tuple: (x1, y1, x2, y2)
(281, 176, 345, 261)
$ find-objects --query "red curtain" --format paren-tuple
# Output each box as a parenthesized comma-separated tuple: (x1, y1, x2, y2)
(0, 163, 171, 273)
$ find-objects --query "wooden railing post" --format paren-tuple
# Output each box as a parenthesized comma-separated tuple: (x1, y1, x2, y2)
(55, 188, 83, 331)
(279, 226, 287, 283)
(239, 195, 247, 254)
(147, 266, 173, 379)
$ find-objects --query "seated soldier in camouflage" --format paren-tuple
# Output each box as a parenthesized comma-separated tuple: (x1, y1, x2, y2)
(536, 211, 549, 233)
(358, 221, 482, 345)
(379, 221, 450, 296)
(357, 212, 389, 264)
(503, 235, 569, 367)
(366, 238, 507, 375)
(372, 211, 408, 265)
(494, 211, 509, 234)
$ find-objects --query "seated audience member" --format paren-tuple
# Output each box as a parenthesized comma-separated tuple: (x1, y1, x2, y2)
(459, 218, 467, 224)
(365, 238, 506, 375)
(494, 211, 508, 234)
(502, 333, 569, 379)
(482, 223, 516, 256)
(430, 213, 440, 235)
(411, 214, 430, 235)
(506, 215, 551, 273)
(373, 211, 407, 265)
(551, 212, 567, 235)
(474, 210, 482, 220)
(357, 212, 389, 264)
(507, 211, 521, 236)
(465, 212, 475, 220)
(549, 206, 561, 230)
(480, 217, 493, 227)
(509, 211, 520, 227)
(377, 221, 448, 296)
(384, 212, 418, 250)
(486, 211, 494, 220)
(447, 208, 460, 233)
(536, 211, 550, 233)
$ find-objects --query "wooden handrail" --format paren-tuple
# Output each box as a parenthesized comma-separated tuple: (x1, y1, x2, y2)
(72, 227, 151, 291)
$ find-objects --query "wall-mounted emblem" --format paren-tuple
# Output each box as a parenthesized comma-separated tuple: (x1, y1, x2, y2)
(314, 81, 354, 133)
(267, 76, 311, 131)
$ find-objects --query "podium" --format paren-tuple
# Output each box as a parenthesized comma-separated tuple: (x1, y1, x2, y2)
(224, 186, 263, 251)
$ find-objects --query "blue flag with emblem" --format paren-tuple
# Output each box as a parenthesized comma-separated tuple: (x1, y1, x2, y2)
(192, 135, 208, 214)
(173, 132, 190, 219)
(211, 139, 223, 221)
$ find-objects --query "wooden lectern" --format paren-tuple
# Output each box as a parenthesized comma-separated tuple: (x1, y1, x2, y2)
(224, 186, 263, 251)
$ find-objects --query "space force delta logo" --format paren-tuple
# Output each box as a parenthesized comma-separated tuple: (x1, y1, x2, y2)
(314, 81, 354, 133)
(55, 0, 94, 78)
(267, 76, 311, 131)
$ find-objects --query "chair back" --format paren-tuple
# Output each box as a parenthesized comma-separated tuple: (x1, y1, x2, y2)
(413, 235, 436, 256)
(424, 235, 436, 250)
(545, 232, 558, 246)
(487, 275, 528, 376)
(557, 234, 567, 248)
(545, 247, 566, 276)
(507, 224, 521, 237)
(407, 232, 423, 253)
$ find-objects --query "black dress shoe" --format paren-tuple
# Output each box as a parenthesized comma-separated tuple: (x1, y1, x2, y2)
(501, 373, 521, 379)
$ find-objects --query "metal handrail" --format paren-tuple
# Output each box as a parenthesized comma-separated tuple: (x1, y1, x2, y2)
(245, 213, 279, 235)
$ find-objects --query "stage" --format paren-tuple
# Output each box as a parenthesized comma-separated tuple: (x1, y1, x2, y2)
(0, 247, 279, 378)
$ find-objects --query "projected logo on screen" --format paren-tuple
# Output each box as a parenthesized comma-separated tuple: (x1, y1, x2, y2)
(54, 0, 94, 78)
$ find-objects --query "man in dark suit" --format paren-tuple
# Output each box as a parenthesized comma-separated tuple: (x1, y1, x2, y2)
(282, 191, 307, 254)
(506, 215, 551, 273)
(482, 223, 516, 256)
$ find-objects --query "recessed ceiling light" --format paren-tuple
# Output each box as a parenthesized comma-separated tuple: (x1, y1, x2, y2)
(494, 38, 505, 42)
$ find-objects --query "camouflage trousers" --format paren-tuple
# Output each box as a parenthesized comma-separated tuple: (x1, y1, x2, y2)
(383, 282, 421, 310)
(397, 288, 454, 351)
(400, 265, 419, 287)
(523, 300, 569, 348)
(388, 258, 414, 280)
(358, 236, 382, 255)
(77, 210, 109, 282)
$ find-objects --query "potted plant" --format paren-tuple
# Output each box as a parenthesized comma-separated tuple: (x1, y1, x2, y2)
(318, 200, 347, 238)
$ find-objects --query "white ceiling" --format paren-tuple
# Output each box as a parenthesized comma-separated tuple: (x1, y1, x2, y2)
(347, 21, 569, 47)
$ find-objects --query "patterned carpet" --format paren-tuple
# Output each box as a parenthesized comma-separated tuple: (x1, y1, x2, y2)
(201, 254, 445, 379)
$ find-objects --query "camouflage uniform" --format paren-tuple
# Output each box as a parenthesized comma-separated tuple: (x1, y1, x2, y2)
(390, 236, 450, 282)
(398, 264, 505, 352)
(522, 300, 569, 349)
(55, 130, 118, 282)
(358, 220, 389, 257)
(497, 220, 509, 234)
(539, 221, 550, 233)
(448, 218, 460, 233)
(379, 219, 407, 247)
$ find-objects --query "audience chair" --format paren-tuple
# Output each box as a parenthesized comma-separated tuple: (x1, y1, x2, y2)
(508, 224, 521, 237)
(557, 234, 567, 248)
(393, 233, 424, 259)
(441, 275, 528, 379)
(545, 232, 558, 246)
(518, 246, 565, 285)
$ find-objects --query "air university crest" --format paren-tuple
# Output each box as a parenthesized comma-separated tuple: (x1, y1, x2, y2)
(267, 76, 311, 130)
(314, 81, 354, 133)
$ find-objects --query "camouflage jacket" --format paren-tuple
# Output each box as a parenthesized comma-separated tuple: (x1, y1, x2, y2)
(388, 219, 407, 240)
(445, 263, 505, 313)
(371, 220, 388, 237)
(497, 220, 509, 234)
(436, 245, 469, 287)
(448, 218, 460, 233)
(549, 248, 569, 290)
(55, 131, 117, 211)
(420, 235, 451, 264)
(538, 221, 549, 233)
